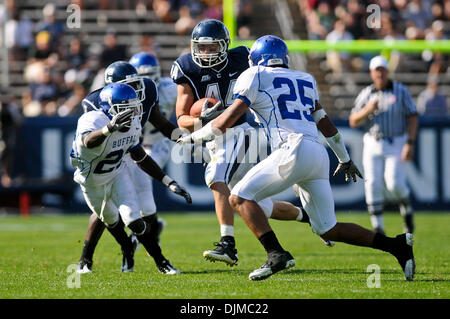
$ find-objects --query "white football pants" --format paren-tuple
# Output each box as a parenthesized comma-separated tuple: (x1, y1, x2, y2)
(232, 133, 337, 235)
(362, 133, 410, 208)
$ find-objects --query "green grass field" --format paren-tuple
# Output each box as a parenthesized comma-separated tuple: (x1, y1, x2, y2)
(0, 212, 449, 299)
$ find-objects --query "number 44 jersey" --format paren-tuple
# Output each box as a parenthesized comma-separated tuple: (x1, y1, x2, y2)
(233, 65, 320, 150)
(70, 110, 142, 187)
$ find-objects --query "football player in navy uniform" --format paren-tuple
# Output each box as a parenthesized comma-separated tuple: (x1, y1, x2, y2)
(129, 52, 178, 241)
(76, 61, 191, 274)
(171, 19, 312, 267)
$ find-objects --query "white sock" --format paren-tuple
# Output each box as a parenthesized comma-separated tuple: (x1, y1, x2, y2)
(220, 224, 234, 237)
(370, 214, 384, 230)
(296, 207, 303, 222)
(399, 202, 413, 216)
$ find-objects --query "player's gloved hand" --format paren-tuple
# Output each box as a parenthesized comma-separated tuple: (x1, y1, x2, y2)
(176, 133, 194, 144)
(333, 159, 363, 182)
(168, 181, 192, 204)
(199, 100, 224, 122)
(107, 108, 134, 132)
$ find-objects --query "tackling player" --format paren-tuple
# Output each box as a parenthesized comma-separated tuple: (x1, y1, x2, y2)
(76, 61, 190, 274)
(178, 35, 415, 282)
(71, 83, 191, 275)
(171, 19, 314, 267)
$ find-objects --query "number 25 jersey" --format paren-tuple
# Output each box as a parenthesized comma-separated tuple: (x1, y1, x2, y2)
(233, 65, 320, 150)
(70, 110, 142, 187)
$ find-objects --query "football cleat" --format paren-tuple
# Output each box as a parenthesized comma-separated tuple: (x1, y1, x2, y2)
(203, 239, 238, 266)
(320, 237, 335, 247)
(249, 251, 295, 281)
(392, 233, 415, 281)
(121, 249, 135, 273)
(121, 234, 139, 273)
(156, 259, 180, 275)
(76, 257, 93, 274)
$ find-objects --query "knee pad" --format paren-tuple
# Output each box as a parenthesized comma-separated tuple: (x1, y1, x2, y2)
(128, 219, 147, 236)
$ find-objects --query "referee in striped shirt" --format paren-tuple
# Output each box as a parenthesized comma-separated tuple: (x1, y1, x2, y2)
(349, 55, 419, 235)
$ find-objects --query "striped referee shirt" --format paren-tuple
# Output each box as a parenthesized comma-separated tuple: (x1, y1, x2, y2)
(351, 80, 417, 139)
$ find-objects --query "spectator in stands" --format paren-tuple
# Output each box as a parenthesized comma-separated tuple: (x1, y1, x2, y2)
(4, 9, 34, 61)
(424, 20, 448, 75)
(153, 0, 175, 23)
(305, 0, 336, 40)
(128, 33, 161, 58)
(174, 5, 198, 35)
(24, 31, 59, 86)
(66, 38, 87, 70)
(405, 0, 434, 31)
(35, 3, 65, 52)
(325, 19, 354, 75)
(27, 31, 59, 68)
(99, 29, 127, 69)
(417, 75, 448, 118)
(236, 0, 252, 39)
(24, 67, 60, 117)
(57, 69, 86, 117)
(203, 0, 222, 21)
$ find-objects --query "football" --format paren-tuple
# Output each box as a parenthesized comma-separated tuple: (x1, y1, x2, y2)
(189, 97, 222, 118)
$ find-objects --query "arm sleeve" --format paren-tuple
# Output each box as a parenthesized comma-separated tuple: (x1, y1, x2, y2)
(232, 67, 259, 107)
(170, 61, 190, 85)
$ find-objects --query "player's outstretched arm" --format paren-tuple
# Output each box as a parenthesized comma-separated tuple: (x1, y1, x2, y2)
(312, 102, 363, 182)
(177, 98, 248, 144)
(148, 104, 178, 140)
(130, 146, 192, 203)
(82, 109, 133, 148)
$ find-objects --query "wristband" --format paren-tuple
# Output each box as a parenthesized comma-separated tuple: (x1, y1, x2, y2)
(102, 126, 111, 136)
(325, 132, 351, 163)
(190, 121, 217, 143)
(162, 175, 174, 187)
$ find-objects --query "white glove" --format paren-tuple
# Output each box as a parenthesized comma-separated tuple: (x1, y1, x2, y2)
(107, 108, 134, 132)
(199, 100, 224, 122)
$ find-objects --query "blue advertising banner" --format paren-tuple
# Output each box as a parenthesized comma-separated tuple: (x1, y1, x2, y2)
(4, 116, 450, 212)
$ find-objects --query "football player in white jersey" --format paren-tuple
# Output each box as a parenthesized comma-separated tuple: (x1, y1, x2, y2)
(71, 83, 191, 275)
(178, 35, 415, 282)
(76, 61, 185, 274)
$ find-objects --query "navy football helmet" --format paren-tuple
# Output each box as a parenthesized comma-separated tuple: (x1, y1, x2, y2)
(191, 19, 230, 68)
(104, 61, 146, 101)
(129, 52, 161, 84)
(99, 83, 142, 127)
(248, 35, 290, 68)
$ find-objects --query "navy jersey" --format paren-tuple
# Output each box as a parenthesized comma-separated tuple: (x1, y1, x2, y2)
(171, 46, 250, 126)
(81, 78, 159, 127)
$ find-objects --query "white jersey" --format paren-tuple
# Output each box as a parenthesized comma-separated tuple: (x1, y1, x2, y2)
(142, 77, 177, 146)
(70, 110, 142, 187)
(233, 65, 320, 150)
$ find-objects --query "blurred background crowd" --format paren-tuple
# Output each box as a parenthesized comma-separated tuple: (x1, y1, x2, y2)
(0, 0, 449, 188)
